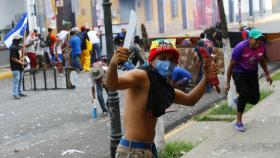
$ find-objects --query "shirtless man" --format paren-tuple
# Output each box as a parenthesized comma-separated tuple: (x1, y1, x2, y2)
(106, 39, 218, 158)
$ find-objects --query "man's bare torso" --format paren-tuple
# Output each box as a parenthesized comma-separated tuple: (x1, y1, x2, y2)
(123, 70, 157, 143)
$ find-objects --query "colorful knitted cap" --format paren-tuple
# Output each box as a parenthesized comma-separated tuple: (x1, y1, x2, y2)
(148, 39, 179, 63)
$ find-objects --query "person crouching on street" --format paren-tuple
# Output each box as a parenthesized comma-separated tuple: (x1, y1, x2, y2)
(90, 61, 108, 115)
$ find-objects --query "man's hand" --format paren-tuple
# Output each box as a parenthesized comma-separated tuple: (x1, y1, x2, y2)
(266, 74, 273, 85)
(19, 58, 25, 66)
(110, 48, 130, 66)
(202, 62, 219, 78)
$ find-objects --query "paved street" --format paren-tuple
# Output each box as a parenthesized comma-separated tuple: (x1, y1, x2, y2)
(1, 10, 280, 158)
(0, 68, 226, 158)
(1, 62, 279, 157)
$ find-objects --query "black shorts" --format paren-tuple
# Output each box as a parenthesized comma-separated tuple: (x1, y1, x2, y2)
(233, 72, 260, 113)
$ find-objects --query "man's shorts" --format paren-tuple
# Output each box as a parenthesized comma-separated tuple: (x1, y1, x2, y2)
(116, 137, 157, 158)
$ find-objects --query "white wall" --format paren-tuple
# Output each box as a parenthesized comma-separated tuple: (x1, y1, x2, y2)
(0, 0, 26, 29)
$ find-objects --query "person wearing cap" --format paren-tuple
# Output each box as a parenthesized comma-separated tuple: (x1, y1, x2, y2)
(45, 27, 57, 67)
(90, 61, 108, 114)
(106, 39, 218, 157)
(170, 66, 193, 91)
(9, 35, 27, 99)
(225, 28, 272, 132)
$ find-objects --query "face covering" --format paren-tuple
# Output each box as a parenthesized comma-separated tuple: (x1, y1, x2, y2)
(12, 39, 21, 46)
(155, 60, 176, 77)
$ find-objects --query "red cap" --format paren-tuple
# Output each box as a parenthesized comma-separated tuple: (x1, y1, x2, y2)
(81, 26, 86, 32)
(148, 39, 179, 63)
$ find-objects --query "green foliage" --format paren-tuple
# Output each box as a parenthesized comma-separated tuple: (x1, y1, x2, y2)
(160, 141, 194, 158)
(272, 71, 280, 80)
(193, 90, 272, 121)
(193, 115, 235, 122)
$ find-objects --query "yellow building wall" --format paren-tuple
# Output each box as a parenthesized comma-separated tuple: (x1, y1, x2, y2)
(111, 0, 121, 24)
(75, 0, 93, 28)
(133, 0, 199, 37)
(165, 0, 183, 23)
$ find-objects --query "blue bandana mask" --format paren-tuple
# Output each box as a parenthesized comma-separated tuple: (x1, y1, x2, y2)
(155, 60, 176, 77)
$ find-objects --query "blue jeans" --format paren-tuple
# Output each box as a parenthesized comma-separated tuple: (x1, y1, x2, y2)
(96, 82, 107, 112)
(12, 70, 23, 96)
(91, 43, 102, 63)
(72, 54, 82, 71)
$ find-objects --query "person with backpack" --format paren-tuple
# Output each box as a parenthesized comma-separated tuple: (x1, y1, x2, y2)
(45, 27, 57, 66)
(35, 34, 46, 68)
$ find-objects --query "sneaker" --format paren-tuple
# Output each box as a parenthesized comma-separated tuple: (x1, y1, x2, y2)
(235, 122, 246, 132)
(13, 95, 21, 100)
(19, 93, 27, 97)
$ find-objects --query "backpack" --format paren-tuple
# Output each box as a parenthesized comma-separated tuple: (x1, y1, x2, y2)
(76, 32, 87, 50)
(45, 34, 52, 47)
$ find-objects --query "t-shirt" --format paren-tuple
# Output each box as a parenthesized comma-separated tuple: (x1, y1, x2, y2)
(55, 30, 69, 55)
(25, 36, 37, 53)
(54, 41, 63, 55)
(69, 35, 81, 55)
(87, 30, 100, 44)
(171, 67, 192, 82)
(232, 39, 265, 73)
(10, 45, 23, 71)
(36, 39, 45, 55)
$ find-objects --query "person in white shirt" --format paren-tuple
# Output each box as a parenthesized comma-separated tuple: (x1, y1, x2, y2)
(87, 27, 102, 63)
(54, 30, 69, 74)
(25, 30, 38, 69)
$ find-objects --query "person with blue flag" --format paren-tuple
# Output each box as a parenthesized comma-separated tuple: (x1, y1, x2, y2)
(9, 35, 27, 99)
(4, 12, 28, 99)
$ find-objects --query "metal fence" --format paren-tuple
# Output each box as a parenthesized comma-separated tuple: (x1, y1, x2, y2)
(22, 67, 75, 91)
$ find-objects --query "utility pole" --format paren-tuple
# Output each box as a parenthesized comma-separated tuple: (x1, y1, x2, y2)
(217, 0, 237, 108)
(238, 0, 242, 24)
(102, 1, 122, 158)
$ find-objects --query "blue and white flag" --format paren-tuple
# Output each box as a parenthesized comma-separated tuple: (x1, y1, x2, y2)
(4, 12, 28, 48)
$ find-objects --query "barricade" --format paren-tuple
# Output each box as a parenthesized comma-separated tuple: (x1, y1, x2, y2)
(22, 67, 76, 91)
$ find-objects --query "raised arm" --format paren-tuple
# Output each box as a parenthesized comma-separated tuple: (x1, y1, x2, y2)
(174, 63, 219, 106)
(174, 76, 206, 106)
(106, 48, 146, 91)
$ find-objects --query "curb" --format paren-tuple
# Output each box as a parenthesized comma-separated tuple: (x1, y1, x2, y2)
(0, 71, 12, 80)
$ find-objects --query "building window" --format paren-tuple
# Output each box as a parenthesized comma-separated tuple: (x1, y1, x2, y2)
(144, 0, 153, 22)
(171, 0, 178, 18)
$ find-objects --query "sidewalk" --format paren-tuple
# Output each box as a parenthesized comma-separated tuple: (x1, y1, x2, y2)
(0, 66, 11, 80)
(165, 79, 280, 158)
